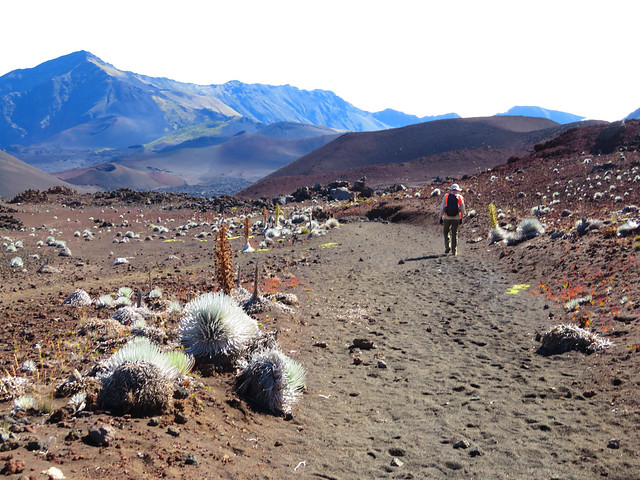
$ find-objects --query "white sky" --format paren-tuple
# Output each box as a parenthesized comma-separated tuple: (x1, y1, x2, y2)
(1, 0, 637, 122)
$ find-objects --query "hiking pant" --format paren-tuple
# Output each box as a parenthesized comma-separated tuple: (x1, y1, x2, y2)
(443, 218, 460, 253)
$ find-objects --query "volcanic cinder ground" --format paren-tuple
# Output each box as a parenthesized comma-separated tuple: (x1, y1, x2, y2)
(0, 139, 640, 479)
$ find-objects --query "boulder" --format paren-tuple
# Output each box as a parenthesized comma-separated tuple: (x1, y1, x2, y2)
(329, 188, 354, 201)
(388, 184, 407, 193)
(88, 422, 116, 446)
(359, 186, 375, 198)
(291, 186, 312, 202)
(327, 180, 351, 190)
(352, 176, 367, 191)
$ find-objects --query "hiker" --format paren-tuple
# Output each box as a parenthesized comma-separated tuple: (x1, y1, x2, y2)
(439, 183, 465, 255)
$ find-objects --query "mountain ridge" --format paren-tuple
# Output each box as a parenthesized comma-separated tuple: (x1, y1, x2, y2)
(0, 51, 236, 149)
(496, 106, 587, 124)
(239, 116, 603, 198)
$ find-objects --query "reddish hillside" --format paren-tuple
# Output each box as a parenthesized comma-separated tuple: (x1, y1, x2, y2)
(239, 116, 595, 198)
(53, 131, 340, 194)
(55, 162, 187, 191)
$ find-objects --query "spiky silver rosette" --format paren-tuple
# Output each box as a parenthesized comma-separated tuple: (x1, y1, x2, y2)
(98, 361, 174, 415)
(179, 292, 260, 368)
(235, 348, 306, 416)
(96, 337, 194, 415)
(62, 289, 92, 307)
(112, 305, 154, 325)
(99, 337, 190, 380)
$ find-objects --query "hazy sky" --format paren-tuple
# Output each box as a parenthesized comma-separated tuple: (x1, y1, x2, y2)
(2, 0, 637, 121)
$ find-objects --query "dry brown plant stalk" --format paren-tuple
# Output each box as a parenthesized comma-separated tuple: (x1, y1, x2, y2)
(215, 223, 235, 296)
(251, 262, 260, 301)
(244, 217, 251, 242)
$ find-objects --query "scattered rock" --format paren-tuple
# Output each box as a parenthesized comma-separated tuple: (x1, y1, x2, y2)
(291, 186, 312, 202)
(389, 447, 406, 457)
(65, 429, 83, 441)
(353, 176, 367, 191)
(607, 439, 620, 449)
(469, 448, 483, 457)
(26, 437, 45, 451)
(42, 466, 66, 479)
(183, 453, 198, 466)
(388, 184, 407, 193)
(453, 439, 470, 449)
(329, 187, 354, 201)
(88, 422, 116, 446)
(148, 417, 160, 427)
(352, 338, 376, 350)
(173, 385, 189, 400)
(167, 426, 180, 437)
(445, 460, 464, 470)
(359, 186, 375, 198)
(1, 458, 25, 475)
(0, 440, 19, 452)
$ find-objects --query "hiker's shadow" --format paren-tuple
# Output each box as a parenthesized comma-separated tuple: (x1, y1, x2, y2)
(404, 254, 442, 262)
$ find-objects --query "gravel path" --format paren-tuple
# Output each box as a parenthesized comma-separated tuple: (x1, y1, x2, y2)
(247, 219, 637, 479)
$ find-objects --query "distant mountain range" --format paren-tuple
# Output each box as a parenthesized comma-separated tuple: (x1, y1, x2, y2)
(0, 51, 457, 152)
(0, 51, 626, 197)
(496, 106, 586, 124)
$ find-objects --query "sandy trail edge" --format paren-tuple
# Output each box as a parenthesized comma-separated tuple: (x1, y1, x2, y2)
(244, 219, 637, 480)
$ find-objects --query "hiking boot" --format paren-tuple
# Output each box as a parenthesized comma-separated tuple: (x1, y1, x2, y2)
(452, 250, 458, 256)
(444, 247, 450, 254)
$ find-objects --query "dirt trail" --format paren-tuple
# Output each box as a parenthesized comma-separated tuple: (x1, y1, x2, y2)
(246, 219, 637, 479)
